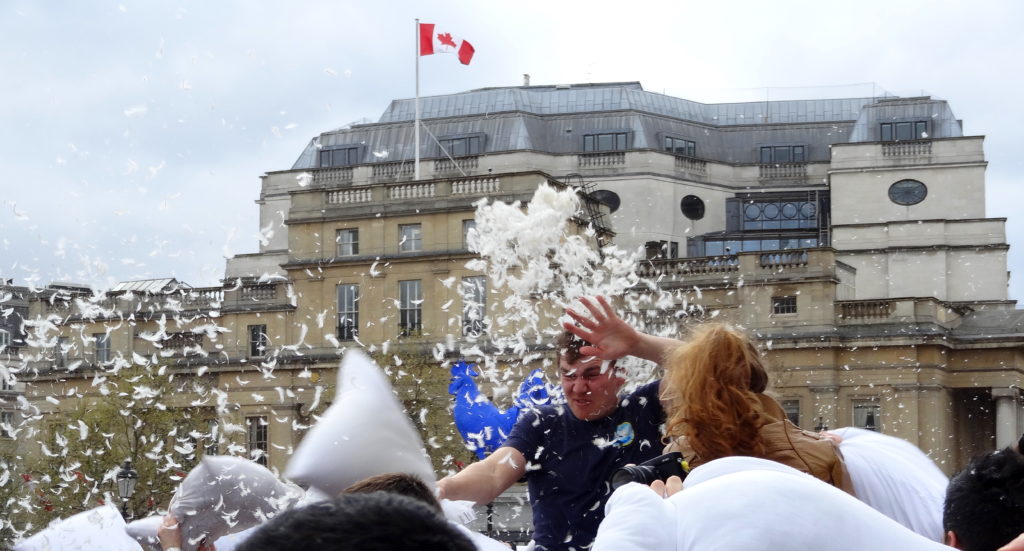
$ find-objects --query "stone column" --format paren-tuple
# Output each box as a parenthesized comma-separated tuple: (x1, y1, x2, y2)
(992, 387, 1020, 449)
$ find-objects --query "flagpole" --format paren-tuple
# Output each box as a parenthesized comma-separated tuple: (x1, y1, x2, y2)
(414, 18, 421, 181)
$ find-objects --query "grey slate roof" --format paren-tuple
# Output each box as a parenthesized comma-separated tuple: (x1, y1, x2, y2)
(111, 278, 189, 294)
(378, 82, 875, 126)
(292, 82, 964, 169)
(953, 309, 1024, 338)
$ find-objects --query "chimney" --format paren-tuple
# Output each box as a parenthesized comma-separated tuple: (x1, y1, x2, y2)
(523, 74, 530, 86)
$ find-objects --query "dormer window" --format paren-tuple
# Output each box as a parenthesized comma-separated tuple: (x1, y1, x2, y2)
(438, 135, 483, 157)
(760, 146, 806, 164)
(319, 146, 362, 167)
(584, 132, 628, 152)
(880, 121, 928, 141)
(664, 136, 696, 157)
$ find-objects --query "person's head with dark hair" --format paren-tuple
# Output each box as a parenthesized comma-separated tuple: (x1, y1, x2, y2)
(557, 329, 589, 365)
(944, 447, 1024, 551)
(237, 492, 474, 551)
(556, 329, 625, 421)
(342, 472, 441, 513)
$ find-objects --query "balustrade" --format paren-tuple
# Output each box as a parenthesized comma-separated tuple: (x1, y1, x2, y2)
(435, 156, 479, 172)
(371, 162, 413, 178)
(759, 250, 809, 268)
(675, 156, 708, 175)
(327, 188, 372, 204)
(578, 152, 625, 167)
(388, 183, 436, 200)
(882, 140, 932, 157)
(314, 167, 353, 186)
(759, 163, 808, 179)
(451, 177, 501, 195)
(839, 301, 894, 320)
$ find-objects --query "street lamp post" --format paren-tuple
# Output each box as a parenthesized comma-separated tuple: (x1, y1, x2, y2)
(116, 460, 139, 520)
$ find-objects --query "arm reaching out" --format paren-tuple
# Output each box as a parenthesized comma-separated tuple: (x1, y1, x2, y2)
(564, 296, 681, 364)
(437, 447, 527, 506)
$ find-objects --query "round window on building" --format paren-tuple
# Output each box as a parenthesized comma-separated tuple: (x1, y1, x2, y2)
(888, 179, 927, 206)
(680, 195, 705, 220)
(744, 203, 762, 220)
(590, 190, 621, 213)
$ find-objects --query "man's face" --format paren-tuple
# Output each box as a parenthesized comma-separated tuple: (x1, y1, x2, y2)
(560, 356, 625, 421)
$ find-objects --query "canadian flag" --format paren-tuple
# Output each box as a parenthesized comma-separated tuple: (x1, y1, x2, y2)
(419, 23, 475, 66)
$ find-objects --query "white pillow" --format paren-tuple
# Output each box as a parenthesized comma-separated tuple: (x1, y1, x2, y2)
(592, 483, 674, 551)
(168, 455, 302, 551)
(207, 523, 261, 551)
(833, 427, 948, 541)
(126, 513, 262, 551)
(668, 462, 949, 551)
(124, 515, 162, 551)
(285, 349, 436, 495)
(14, 504, 142, 551)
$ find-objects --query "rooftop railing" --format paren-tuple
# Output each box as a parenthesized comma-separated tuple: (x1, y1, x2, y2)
(674, 155, 708, 175)
(882, 140, 932, 157)
(578, 152, 625, 167)
(759, 163, 808, 179)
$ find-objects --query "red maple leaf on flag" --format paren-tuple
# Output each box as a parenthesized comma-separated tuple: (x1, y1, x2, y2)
(437, 32, 457, 48)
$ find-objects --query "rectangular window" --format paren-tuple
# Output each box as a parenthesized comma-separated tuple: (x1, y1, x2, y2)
(772, 296, 797, 315)
(439, 136, 482, 157)
(248, 325, 268, 357)
(782, 400, 801, 427)
(246, 416, 269, 466)
(0, 411, 12, 438)
(398, 280, 423, 337)
(760, 146, 805, 163)
(881, 121, 927, 142)
(337, 284, 359, 340)
(461, 276, 487, 336)
(319, 146, 360, 167)
(94, 333, 111, 363)
(462, 219, 477, 250)
(399, 224, 422, 252)
(664, 136, 696, 157)
(204, 419, 219, 456)
(853, 401, 881, 431)
(336, 229, 359, 256)
(56, 336, 69, 368)
(0, 377, 11, 391)
(165, 332, 202, 352)
(0, 330, 9, 351)
(644, 241, 666, 260)
(583, 132, 628, 152)
(644, 240, 678, 260)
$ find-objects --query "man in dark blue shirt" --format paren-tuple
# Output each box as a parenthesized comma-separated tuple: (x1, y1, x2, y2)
(438, 297, 677, 550)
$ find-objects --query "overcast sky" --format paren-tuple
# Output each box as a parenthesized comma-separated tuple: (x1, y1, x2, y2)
(2, 0, 1022, 300)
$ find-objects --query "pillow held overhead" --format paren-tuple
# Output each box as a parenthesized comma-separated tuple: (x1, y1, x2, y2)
(285, 349, 436, 495)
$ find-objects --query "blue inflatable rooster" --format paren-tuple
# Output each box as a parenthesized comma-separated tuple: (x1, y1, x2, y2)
(449, 361, 558, 459)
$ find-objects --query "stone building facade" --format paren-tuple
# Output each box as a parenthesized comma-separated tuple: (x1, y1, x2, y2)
(4, 82, 1021, 476)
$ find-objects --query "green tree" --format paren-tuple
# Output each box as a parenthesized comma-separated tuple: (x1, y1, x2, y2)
(19, 366, 213, 526)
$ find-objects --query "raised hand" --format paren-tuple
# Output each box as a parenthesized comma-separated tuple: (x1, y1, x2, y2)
(563, 296, 640, 361)
(564, 296, 682, 364)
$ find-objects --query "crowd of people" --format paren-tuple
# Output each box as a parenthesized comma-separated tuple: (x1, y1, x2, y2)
(16, 296, 1024, 551)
